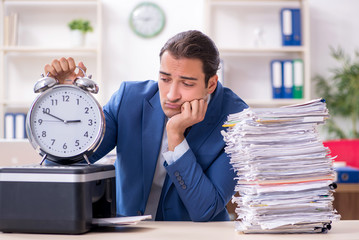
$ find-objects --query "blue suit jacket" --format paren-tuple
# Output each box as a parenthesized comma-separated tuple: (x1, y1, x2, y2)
(90, 80, 248, 221)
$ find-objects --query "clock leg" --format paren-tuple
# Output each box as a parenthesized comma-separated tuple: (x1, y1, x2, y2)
(83, 154, 91, 165)
(40, 154, 48, 165)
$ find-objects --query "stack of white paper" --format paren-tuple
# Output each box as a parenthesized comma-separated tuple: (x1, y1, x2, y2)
(222, 99, 340, 234)
(92, 215, 152, 227)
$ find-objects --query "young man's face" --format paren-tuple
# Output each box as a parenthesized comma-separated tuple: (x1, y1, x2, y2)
(158, 51, 217, 118)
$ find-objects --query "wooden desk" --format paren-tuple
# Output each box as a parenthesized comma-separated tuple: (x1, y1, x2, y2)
(334, 184, 359, 220)
(0, 220, 358, 240)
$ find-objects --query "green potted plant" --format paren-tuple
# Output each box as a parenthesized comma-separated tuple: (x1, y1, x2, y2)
(314, 46, 359, 168)
(68, 19, 93, 46)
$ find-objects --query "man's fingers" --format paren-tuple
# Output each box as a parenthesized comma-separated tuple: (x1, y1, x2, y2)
(59, 57, 70, 72)
(181, 101, 191, 113)
(67, 57, 76, 73)
(189, 99, 207, 121)
(51, 59, 63, 74)
(44, 64, 57, 77)
(78, 61, 87, 77)
(190, 99, 199, 116)
(78, 61, 86, 71)
(43, 57, 88, 85)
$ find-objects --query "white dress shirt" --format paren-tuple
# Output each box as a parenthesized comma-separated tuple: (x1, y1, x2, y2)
(144, 125, 189, 219)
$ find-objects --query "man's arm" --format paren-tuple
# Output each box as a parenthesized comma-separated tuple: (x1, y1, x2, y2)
(164, 98, 235, 222)
(164, 143, 235, 222)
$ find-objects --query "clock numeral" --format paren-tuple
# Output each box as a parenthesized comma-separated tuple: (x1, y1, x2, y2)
(62, 95, 70, 102)
(75, 140, 80, 147)
(42, 131, 46, 137)
(63, 143, 67, 149)
(51, 139, 56, 145)
(77, 99, 80, 105)
(42, 108, 50, 114)
(88, 119, 93, 126)
(84, 107, 89, 114)
(51, 99, 58, 106)
(84, 131, 89, 137)
(38, 119, 43, 125)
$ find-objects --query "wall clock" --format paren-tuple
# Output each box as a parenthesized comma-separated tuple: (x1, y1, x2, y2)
(129, 2, 166, 38)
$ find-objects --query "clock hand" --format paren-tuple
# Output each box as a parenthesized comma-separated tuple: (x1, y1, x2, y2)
(43, 112, 65, 123)
(43, 112, 81, 124)
(66, 120, 82, 123)
(41, 120, 61, 123)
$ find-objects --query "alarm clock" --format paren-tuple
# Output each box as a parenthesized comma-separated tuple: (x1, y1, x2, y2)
(129, 2, 166, 38)
(26, 67, 105, 165)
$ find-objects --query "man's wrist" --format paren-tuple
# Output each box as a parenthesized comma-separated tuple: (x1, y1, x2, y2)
(163, 139, 190, 165)
(166, 128, 185, 151)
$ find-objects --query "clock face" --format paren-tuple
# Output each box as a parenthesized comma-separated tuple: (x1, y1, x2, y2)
(129, 2, 166, 38)
(27, 85, 104, 161)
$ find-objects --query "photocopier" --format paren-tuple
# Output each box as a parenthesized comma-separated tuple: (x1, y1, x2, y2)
(0, 164, 116, 234)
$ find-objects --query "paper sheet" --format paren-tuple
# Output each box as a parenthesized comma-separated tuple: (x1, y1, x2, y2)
(92, 215, 152, 226)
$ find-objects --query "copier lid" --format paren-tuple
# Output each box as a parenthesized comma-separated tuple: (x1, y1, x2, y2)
(0, 164, 115, 183)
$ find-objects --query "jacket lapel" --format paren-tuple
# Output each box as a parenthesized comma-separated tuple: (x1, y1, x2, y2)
(142, 91, 166, 207)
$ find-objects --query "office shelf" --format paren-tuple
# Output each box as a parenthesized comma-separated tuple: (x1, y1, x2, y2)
(205, 0, 311, 107)
(0, 0, 102, 139)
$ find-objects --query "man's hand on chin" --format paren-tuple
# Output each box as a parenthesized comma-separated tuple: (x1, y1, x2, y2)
(166, 99, 208, 151)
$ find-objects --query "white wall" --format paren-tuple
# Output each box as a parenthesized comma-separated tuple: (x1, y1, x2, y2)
(101, 0, 206, 102)
(309, 0, 359, 138)
(4, 0, 357, 107)
(100, 0, 359, 101)
(309, 0, 359, 97)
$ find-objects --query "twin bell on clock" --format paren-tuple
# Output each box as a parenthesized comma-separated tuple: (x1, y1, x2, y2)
(26, 66, 105, 165)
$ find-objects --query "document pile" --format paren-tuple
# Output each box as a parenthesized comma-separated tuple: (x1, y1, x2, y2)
(222, 99, 340, 233)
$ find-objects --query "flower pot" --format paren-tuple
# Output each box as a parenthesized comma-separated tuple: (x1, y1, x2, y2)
(323, 139, 359, 168)
(70, 30, 85, 47)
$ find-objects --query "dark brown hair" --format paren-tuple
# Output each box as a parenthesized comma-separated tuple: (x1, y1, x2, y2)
(159, 30, 220, 86)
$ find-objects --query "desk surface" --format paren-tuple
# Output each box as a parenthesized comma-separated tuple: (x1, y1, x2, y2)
(1, 220, 358, 240)
(336, 183, 359, 192)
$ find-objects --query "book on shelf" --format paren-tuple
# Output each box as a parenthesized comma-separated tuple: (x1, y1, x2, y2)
(270, 60, 282, 99)
(4, 112, 27, 140)
(3, 12, 19, 46)
(282, 60, 293, 98)
(280, 8, 301, 46)
(270, 59, 303, 99)
(293, 59, 304, 99)
(334, 166, 359, 183)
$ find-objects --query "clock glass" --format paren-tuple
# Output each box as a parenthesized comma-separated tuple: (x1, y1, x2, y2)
(28, 85, 104, 160)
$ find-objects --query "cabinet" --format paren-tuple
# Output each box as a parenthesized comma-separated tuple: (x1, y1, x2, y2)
(205, 0, 310, 107)
(0, 0, 102, 139)
(333, 184, 359, 220)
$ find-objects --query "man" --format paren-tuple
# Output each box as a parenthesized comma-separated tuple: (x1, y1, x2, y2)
(44, 30, 248, 221)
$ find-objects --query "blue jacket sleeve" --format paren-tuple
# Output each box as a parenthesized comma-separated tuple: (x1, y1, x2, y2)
(164, 147, 236, 222)
(89, 83, 126, 163)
